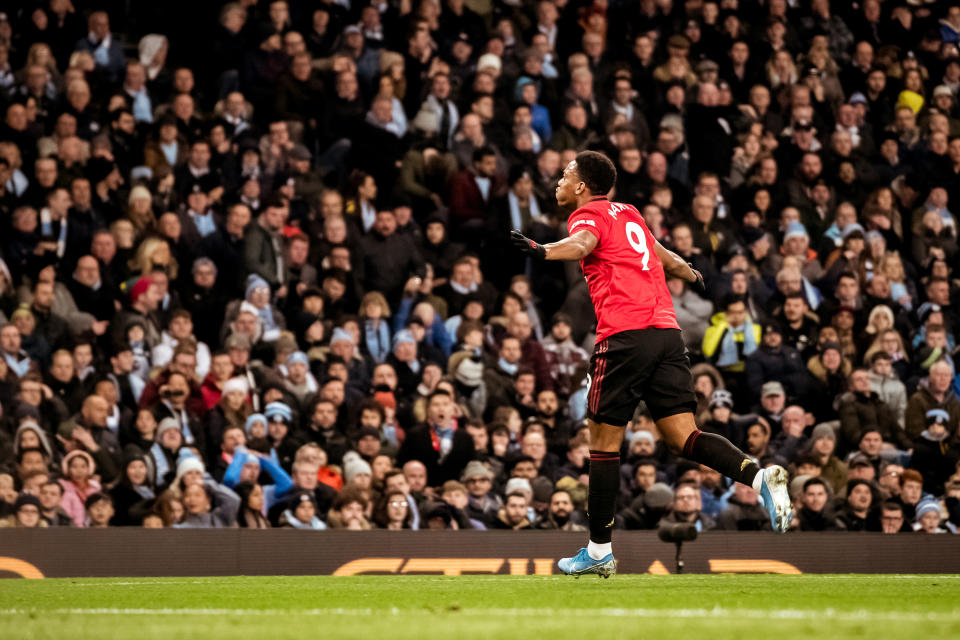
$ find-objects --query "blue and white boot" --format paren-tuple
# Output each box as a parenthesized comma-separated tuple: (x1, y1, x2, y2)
(757, 465, 792, 532)
(557, 548, 617, 578)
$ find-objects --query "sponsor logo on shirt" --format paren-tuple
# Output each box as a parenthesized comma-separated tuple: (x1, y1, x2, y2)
(570, 218, 596, 230)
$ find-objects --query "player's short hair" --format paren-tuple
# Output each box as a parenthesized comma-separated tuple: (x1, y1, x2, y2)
(574, 150, 617, 195)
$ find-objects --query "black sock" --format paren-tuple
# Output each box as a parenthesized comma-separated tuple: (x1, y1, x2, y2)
(588, 450, 620, 544)
(682, 429, 760, 487)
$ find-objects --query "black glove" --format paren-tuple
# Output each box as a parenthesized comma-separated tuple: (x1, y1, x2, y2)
(688, 262, 705, 294)
(510, 230, 546, 259)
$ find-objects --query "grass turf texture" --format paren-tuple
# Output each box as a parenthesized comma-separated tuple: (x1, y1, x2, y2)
(2, 575, 959, 639)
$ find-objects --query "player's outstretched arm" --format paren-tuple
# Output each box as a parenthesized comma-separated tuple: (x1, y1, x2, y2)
(654, 241, 704, 291)
(510, 229, 598, 261)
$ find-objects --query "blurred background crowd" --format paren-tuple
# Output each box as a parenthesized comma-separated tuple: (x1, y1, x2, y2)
(0, 0, 959, 535)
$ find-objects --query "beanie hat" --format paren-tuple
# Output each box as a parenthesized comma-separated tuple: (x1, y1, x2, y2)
(896, 90, 924, 114)
(174, 455, 205, 484)
(373, 390, 396, 410)
(841, 223, 865, 240)
(627, 430, 655, 445)
(392, 329, 415, 349)
(129, 277, 152, 304)
(264, 401, 292, 423)
(245, 413, 266, 436)
(287, 351, 309, 367)
(330, 327, 353, 346)
(741, 225, 765, 246)
(915, 499, 940, 521)
(504, 477, 532, 497)
(709, 389, 734, 409)
(155, 417, 180, 441)
(477, 53, 502, 74)
(783, 221, 809, 242)
(15, 493, 41, 511)
(342, 452, 372, 485)
(461, 460, 494, 481)
(222, 377, 249, 396)
(245, 274, 270, 300)
(811, 423, 836, 442)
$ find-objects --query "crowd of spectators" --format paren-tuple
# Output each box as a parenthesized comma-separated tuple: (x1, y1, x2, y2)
(1, 0, 960, 536)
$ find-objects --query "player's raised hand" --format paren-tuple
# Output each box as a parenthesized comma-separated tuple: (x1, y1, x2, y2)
(687, 262, 705, 293)
(510, 230, 546, 259)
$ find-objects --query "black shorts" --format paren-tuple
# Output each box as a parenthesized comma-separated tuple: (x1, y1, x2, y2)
(586, 327, 697, 426)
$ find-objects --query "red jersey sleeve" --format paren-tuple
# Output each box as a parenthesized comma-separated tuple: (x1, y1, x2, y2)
(567, 206, 608, 243)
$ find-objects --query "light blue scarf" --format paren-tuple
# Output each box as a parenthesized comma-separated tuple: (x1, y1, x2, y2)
(364, 319, 391, 363)
(5, 353, 31, 377)
(715, 320, 758, 368)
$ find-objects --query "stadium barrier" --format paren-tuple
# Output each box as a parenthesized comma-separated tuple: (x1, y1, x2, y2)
(2, 530, 959, 578)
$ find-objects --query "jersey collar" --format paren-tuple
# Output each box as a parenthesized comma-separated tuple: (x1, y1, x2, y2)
(590, 195, 608, 201)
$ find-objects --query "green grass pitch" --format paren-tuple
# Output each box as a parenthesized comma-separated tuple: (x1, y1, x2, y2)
(2, 574, 959, 639)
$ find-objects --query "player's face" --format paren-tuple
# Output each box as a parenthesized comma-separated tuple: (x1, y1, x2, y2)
(555, 161, 583, 206)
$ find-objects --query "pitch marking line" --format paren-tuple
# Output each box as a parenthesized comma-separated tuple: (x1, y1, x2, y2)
(2, 607, 959, 623)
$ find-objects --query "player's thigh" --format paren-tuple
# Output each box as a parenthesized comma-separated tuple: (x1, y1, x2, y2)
(637, 329, 698, 422)
(586, 334, 651, 427)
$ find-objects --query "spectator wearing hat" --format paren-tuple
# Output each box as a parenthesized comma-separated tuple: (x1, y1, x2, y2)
(174, 467, 241, 529)
(115, 276, 162, 351)
(838, 368, 906, 453)
(780, 221, 824, 283)
(148, 416, 185, 487)
(461, 460, 501, 526)
(540, 312, 588, 399)
(910, 408, 960, 496)
(906, 360, 960, 440)
(808, 423, 848, 495)
(913, 499, 954, 534)
(385, 329, 424, 399)
(58, 449, 101, 527)
(755, 381, 787, 432)
(108, 450, 156, 525)
(0, 493, 47, 528)
(279, 490, 327, 530)
(701, 389, 744, 449)
(744, 321, 807, 404)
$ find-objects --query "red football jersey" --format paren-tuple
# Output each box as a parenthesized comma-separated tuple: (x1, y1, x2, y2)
(567, 196, 679, 343)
